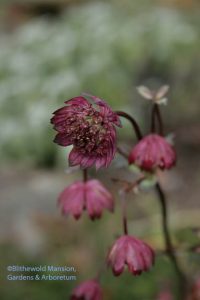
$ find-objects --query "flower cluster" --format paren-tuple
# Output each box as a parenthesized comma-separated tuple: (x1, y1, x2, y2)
(50, 89, 192, 300)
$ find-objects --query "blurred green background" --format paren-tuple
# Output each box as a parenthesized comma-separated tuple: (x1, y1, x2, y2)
(0, 0, 200, 299)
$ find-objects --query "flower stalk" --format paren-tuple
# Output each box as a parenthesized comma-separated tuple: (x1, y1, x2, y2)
(116, 111, 143, 140)
(155, 182, 187, 299)
(118, 106, 187, 298)
(151, 106, 187, 299)
(83, 168, 88, 183)
(120, 190, 128, 235)
(151, 104, 164, 135)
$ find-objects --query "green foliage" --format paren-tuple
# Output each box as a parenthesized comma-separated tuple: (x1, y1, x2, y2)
(0, 233, 178, 300)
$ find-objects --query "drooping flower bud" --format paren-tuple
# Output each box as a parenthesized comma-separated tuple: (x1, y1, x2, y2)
(58, 179, 114, 220)
(71, 279, 102, 300)
(129, 134, 176, 171)
(107, 235, 155, 276)
(157, 290, 174, 300)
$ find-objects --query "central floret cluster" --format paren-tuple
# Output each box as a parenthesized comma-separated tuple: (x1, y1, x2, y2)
(51, 95, 121, 169)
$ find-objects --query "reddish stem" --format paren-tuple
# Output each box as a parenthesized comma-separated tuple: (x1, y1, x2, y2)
(116, 111, 143, 140)
(117, 146, 129, 160)
(151, 105, 187, 298)
(151, 104, 164, 135)
(156, 182, 187, 299)
(83, 169, 88, 182)
(120, 191, 128, 235)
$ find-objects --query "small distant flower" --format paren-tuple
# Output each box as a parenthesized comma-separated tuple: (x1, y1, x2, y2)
(51, 94, 121, 169)
(129, 134, 176, 171)
(137, 85, 169, 105)
(71, 279, 102, 300)
(157, 290, 173, 300)
(187, 278, 200, 300)
(107, 235, 155, 276)
(58, 179, 114, 220)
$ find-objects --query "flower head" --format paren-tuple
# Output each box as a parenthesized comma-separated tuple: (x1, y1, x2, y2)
(157, 290, 173, 300)
(129, 134, 176, 171)
(58, 179, 114, 220)
(71, 279, 102, 300)
(107, 235, 155, 276)
(51, 94, 121, 169)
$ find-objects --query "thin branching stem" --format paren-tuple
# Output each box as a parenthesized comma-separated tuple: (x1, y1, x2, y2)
(117, 107, 187, 298)
(117, 146, 129, 159)
(155, 183, 187, 299)
(83, 169, 88, 182)
(116, 111, 143, 140)
(119, 191, 128, 235)
(151, 105, 187, 298)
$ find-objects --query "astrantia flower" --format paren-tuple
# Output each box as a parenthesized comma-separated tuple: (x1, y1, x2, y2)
(129, 134, 176, 171)
(58, 179, 114, 220)
(157, 290, 173, 300)
(107, 235, 155, 276)
(71, 279, 102, 300)
(51, 94, 121, 169)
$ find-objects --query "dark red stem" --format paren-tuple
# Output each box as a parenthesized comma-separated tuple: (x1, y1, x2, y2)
(120, 191, 128, 235)
(151, 105, 187, 297)
(83, 169, 88, 182)
(116, 111, 143, 140)
(123, 215, 128, 235)
(155, 183, 187, 298)
(151, 104, 164, 135)
(117, 147, 129, 160)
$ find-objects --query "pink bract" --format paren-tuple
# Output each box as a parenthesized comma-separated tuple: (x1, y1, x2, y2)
(107, 235, 155, 276)
(129, 134, 176, 171)
(51, 94, 121, 169)
(157, 290, 173, 300)
(71, 279, 102, 300)
(58, 179, 114, 220)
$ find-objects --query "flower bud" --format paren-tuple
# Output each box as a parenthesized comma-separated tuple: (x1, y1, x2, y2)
(58, 179, 114, 220)
(107, 235, 155, 276)
(129, 134, 176, 171)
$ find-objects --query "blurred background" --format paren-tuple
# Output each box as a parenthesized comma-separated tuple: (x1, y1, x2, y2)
(0, 0, 200, 299)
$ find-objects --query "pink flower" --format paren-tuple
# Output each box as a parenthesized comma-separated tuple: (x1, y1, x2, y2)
(107, 235, 155, 276)
(51, 94, 121, 169)
(157, 290, 173, 300)
(129, 134, 176, 171)
(58, 179, 114, 220)
(187, 278, 200, 300)
(71, 279, 102, 300)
